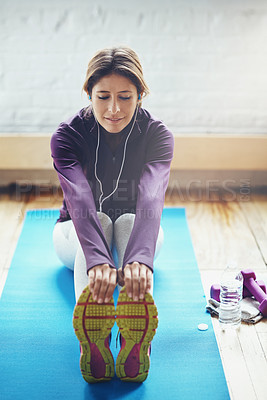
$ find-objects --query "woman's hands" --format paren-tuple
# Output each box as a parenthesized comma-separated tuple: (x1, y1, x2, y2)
(88, 262, 153, 303)
(88, 264, 117, 304)
(118, 262, 153, 301)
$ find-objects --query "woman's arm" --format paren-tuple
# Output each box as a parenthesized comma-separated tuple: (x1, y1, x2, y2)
(51, 125, 118, 302)
(51, 125, 116, 272)
(122, 121, 174, 299)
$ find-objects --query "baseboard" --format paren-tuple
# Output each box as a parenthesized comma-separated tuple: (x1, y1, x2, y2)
(0, 134, 266, 187)
(0, 134, 267, 170)
(171, 134, 267, 170)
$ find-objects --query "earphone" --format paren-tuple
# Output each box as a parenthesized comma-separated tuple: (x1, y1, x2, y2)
(94, 106, 139, 212)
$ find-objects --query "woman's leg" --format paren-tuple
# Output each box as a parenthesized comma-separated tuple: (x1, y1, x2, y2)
(52, 220, 79, 271)
(74, 212, 113, 300)
(114, 213, 161, 382)
(113, 213, 164, 295)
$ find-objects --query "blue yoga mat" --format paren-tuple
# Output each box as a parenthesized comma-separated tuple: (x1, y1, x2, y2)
(0, 208, 230, 400)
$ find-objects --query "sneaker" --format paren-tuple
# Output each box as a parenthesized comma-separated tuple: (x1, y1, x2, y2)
(73, 286, 116, 383)
(115, 287, 158, 382)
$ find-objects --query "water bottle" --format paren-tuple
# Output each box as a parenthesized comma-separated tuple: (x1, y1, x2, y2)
(219, 265, 243, 329)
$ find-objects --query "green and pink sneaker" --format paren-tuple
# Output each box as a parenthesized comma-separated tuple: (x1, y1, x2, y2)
(116, 287, 158, 382)
(73, 286, 116, 383)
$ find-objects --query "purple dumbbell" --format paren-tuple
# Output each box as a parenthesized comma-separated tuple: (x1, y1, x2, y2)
(241, 269, 267, 317)
(210, 280, 266, 303)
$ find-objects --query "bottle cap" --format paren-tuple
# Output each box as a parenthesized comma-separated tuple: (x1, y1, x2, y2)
(198, 323, 209, 331)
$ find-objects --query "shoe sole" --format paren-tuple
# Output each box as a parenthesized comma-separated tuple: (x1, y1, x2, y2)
(116, 287, 158, 382)
(73, 286, 116, 383)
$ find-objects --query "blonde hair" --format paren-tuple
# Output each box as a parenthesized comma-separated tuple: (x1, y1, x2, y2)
(82, 46, 149, 99)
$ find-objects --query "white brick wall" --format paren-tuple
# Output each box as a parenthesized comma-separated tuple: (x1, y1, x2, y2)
(1, 0, 267, 134)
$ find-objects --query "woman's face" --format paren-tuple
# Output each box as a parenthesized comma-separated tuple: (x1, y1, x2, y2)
(91, 73, 140, 133)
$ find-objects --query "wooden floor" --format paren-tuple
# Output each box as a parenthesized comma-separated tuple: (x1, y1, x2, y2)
(1, 185, 267, 400)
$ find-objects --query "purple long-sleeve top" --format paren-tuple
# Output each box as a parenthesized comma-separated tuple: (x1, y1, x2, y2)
(50, 107, 174, 273)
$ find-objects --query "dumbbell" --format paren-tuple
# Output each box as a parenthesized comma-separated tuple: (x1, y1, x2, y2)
(210, 280, 266, 303)
(241, 269, 267, 317)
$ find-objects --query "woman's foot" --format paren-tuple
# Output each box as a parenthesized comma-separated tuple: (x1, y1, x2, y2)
(116, 287, 158, 382)
(73, 286, 116, 383)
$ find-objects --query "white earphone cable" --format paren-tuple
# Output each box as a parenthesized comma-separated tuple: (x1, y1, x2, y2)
(94, 106, 139, 212)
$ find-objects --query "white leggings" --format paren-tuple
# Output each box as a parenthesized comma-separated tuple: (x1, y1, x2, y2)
(53, 212, 163, 300)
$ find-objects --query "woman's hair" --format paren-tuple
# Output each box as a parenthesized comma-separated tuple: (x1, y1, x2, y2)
(82, 46, 149, 99)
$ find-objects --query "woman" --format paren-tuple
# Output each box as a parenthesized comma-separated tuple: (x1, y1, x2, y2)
(51, 47, 174, 384)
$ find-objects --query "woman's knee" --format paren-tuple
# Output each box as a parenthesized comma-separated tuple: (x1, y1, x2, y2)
(97, 211, 113, 226)
(97, 212, 113, 249)
(114, 213, 163, 259)
(52, 220, 79, 271)
(114, 213, 135, 231)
